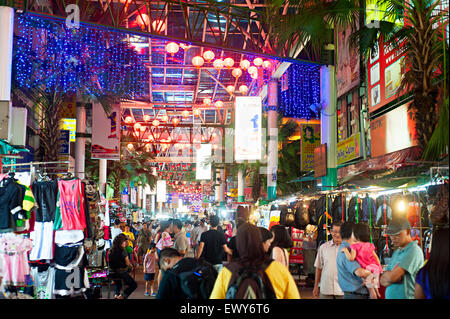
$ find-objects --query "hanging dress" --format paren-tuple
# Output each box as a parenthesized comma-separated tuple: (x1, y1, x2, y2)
(57, 179, 86, 231)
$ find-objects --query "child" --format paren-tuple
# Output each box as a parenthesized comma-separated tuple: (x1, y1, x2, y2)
(143, 243, 157, 296)
(342, 223, 383, 299)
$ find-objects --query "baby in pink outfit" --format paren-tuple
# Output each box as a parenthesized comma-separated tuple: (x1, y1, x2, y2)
(343, 223, 383, 299)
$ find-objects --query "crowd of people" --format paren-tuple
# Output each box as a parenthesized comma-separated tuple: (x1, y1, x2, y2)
(105, 208, 448, 300)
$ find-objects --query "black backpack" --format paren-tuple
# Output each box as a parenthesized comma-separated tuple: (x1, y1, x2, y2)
(308, 200, 318, 225)
(176, 258, 218, 299)
(294, 202, 309, 230)
(348, 196, 363, 223)
(361, 196, 377, 223)
(331, 194, 347, 222)
(225, 260, 276, 299)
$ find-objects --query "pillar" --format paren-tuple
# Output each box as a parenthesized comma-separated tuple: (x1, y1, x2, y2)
(75, 101, 86, 179)
(0, 6, 14, 141)
(99, 159, 107, 194)
(320, 65, 338, 188)
(267, 79, 278, 201)
(219, 168, 225, 206)
(238, 168, 245, 202)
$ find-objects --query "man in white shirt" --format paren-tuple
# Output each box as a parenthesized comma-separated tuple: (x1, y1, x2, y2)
(110, 219, 123, 242)
(313, 220, 345, 299)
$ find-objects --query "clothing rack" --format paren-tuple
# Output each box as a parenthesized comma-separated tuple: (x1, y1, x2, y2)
(1, 161, 71, 181)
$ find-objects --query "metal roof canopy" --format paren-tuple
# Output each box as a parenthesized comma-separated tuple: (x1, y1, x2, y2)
(16, 1, 324, 166)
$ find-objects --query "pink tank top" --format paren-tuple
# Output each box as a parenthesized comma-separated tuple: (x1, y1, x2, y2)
(350, 242, 383, 273)
(58, 179, 86, 230)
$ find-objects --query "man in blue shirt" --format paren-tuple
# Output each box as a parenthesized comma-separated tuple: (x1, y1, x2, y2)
(380, 218, 424, 299)
(336, 222, 372, 299)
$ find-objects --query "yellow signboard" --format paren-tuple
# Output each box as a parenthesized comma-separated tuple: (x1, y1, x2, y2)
(60, 118, 76, 142)
(337, 133, 361, 165)
(300, 123, 321, 171)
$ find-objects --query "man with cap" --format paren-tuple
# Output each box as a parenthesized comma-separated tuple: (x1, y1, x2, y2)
(380, 217, 424, 299)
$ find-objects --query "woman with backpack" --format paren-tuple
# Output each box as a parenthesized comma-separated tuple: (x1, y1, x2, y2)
(210, 223, 300, 299)
(270, 225, 293, 269)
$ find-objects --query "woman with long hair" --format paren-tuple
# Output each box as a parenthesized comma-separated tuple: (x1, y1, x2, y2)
(259, 227, 274, 254)
(108, 233, 138, 299)
(415, 226, 449, 299)
(210, 223, 300, 299)
(270, 224, 293, 269)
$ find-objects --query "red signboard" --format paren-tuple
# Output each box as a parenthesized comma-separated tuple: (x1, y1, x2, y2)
(289, 228, 304, 264)
(367, 37, 408, 113)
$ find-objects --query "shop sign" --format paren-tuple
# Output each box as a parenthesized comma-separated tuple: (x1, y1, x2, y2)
(336, 24, 360, 97)
(336, 132, 361, 165)
(370, 102, 418, 157)
(60, 118, 76, 142)
(59, 130, 70, 155)
(367, 35, 408, 113)
(268, 210, 280, 230)
(314, 143, 327, 178)
(300, 123, 321, 171)
(235, 96, 262, 161)
(91, 103, 120, 160)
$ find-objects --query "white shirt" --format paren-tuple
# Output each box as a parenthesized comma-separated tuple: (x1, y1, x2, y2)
(314, 240, 344, 296)
(110, 227, 122, 242)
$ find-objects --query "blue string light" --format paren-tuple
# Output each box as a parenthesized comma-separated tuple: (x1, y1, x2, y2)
(14, 14, 146, 98)
(278, 63, 321, 119)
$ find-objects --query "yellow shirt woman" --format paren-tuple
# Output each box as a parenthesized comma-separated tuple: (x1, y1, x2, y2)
(122, 231, 135, 248)
(210, 260, 300, 299)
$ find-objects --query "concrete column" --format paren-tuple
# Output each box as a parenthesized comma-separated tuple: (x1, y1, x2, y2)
(0, 6, 13, 101)
(320, 65, 338, 188)
(75, 102, 86, 179)
(99, 159, 107, 194)
(137, 184, 143, 208)
(0, 6, 14, 141)
(238, 168, 245, 202)
(267, 79, 278, 201)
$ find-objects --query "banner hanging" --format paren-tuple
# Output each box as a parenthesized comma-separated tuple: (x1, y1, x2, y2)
(234, 96, 262, 161)
(300, 123, 321, 171)
(91, 103, 120, 160)
(196, 144, 212, 180)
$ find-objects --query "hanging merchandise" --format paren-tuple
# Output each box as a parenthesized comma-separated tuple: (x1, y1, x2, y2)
(375, 195, 393, 226)
(29, 221, 55, 261)
(294, 200, 310, 230)
(55, 179, 87, 231)
(347, 195, 362, 223)
(308, 199, 318, 225)
(53, 242, 89, 297)
(30, 264, 55, 299)
(0, 175, 26, 232)
(331, 193, 347, 222)
(361, 195, 376, 223)
(289, 227, 304, 264)
(32, 180, 58, 223)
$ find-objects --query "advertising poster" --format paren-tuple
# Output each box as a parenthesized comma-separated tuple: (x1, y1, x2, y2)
(156, 180, 167, 203)
(314, 143, 327, 178)
(91, 103, 120, 160)
(337, 133, 361, 165)
(196, 144, 212, 180)
(336, 24, 360, 97)
(235, 96, 262, 161)
(300, 123, 321, 171)
(370, 102, 418, 157)
(60, 118, 76, 142)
